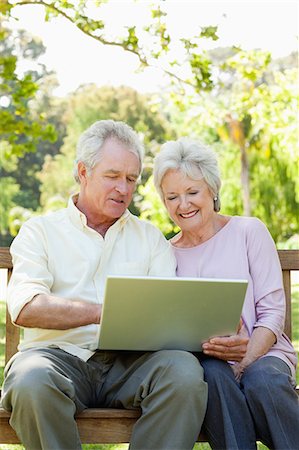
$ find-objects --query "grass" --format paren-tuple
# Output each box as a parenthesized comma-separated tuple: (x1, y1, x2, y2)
(0, 284, 297, 450)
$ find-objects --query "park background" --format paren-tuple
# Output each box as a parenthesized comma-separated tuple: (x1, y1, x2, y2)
(0, 1, 298, 449)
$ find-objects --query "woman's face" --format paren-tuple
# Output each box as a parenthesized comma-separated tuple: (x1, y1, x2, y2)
(161, 169, 215, 233)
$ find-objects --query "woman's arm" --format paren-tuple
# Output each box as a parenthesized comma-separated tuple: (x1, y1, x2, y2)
(232, 326, 276, 380)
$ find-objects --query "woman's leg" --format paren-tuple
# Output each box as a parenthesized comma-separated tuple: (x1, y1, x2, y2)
(241, 356, 299, 450)
(200, 356, 256, 450)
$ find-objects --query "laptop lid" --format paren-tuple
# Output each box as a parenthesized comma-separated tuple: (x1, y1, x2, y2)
(98, 276, 248, 352)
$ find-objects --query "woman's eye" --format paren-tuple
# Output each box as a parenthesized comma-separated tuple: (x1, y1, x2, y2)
(167, 196, 177, 201)
(189, 191, 198, 195)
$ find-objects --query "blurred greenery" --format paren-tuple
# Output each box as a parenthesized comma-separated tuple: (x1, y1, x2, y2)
(1, 3, 298, 246)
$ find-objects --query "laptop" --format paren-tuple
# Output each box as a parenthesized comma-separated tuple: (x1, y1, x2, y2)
(98, 276, 248, 352)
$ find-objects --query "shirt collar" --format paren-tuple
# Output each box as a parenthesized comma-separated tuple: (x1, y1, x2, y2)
(67, 194, 131, 232)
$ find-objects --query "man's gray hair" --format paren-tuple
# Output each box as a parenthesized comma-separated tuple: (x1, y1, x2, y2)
(74, 120, 144, 183)
(153, 137, 221, 211)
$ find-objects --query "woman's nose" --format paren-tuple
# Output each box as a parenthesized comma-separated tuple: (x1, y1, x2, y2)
(179, 196, 190, 209)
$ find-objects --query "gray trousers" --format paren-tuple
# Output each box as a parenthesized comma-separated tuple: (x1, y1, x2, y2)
(199, 355, 299, 450)
(1, 347, 208, 450)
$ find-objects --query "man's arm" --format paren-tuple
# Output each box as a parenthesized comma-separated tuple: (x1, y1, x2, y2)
(16, 294, 102, 329)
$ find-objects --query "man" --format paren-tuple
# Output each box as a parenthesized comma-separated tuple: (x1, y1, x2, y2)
(1, 120, 208, 450)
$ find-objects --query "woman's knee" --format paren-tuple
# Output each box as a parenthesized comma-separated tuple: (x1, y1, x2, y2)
(201, 357, 235, 386)
(241, 357, 290, 401)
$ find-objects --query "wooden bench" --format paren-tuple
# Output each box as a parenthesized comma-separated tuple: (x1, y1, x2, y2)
(0, 247, 298, 444)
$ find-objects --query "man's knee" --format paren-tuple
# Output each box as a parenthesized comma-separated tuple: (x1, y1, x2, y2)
(154, 350, 206, 396)
(2, 353, 74, 410)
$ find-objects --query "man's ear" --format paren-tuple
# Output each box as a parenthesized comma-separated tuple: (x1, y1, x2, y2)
(77, 161, 88, 184)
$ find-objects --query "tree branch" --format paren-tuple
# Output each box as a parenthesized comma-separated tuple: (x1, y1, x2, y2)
(10, 0, 198, 89)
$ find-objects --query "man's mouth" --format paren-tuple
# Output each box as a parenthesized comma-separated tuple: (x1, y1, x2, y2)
(110, 198, 125, 204)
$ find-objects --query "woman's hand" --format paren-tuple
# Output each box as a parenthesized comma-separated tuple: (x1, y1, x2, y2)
(202, 334, 249, 361)
(202, 320, 249, 362)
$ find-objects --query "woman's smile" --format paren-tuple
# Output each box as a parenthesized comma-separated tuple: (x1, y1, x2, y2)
(179, 210, 199, 219)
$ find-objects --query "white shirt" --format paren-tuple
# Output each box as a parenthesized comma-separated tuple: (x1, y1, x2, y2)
(8, 195, 177, 360)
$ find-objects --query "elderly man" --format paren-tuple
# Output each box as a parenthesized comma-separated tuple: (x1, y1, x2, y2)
(1, 120, 208, 450)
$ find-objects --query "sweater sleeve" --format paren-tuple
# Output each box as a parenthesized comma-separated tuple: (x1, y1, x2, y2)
(246, 218, 285, 339)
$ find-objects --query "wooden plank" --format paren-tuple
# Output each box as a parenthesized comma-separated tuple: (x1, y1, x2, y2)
(283, 270, 292, 338)
(4, 269, 20, 364)
(76, 409, 139, 443)
(278, 249, 299, 271)
(0, 408, 209, 444)
(0, 248, 12, 269)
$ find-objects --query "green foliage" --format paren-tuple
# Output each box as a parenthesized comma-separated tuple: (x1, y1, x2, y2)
(0, 23, 66, 243)
(157, 49, 299, 243)
(4, 0, 217, 91)
(137, 176, 179, 238)
(0, 177, 20, 235)
(0, 21, 56, 157)
(1, 2, 298, 246)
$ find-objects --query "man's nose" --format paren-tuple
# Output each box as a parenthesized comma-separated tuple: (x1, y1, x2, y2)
(115, 180, 129, 194)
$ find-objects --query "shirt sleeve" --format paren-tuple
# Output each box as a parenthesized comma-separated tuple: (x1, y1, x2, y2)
(147, 225, 177, 277)
(246, 218, 285, 339)
(7, 218, 54, 323)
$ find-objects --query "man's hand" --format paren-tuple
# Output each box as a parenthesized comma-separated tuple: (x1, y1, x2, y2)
(202, 321, 249, 362)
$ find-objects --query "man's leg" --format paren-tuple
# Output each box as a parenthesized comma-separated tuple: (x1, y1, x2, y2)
(241, 356, 299, 450)
(98, 350, 207, 450)
(200, 356, 257, 450)
(1, 348, 94, 450)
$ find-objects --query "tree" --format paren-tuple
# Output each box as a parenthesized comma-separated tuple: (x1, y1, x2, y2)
(2, 1, 298, 243)
(139, 50, 299, 243)
(0, 19, 56, 156)
(0, 22, 60, 244)
(2, 0, 218, 93)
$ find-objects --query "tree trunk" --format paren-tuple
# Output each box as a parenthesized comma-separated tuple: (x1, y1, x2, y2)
(240, 145, 251, 216)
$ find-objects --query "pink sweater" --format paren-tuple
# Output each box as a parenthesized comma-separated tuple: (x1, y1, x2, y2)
(172, 216, 297, 379)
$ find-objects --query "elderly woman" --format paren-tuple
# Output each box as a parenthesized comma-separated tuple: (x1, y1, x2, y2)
(153, 138, 299, 450)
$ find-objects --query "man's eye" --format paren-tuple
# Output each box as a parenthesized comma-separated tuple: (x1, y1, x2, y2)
(127, 178, 137, 183)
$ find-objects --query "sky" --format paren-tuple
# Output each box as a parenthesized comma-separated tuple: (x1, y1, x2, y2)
(7, 0, 299, 97)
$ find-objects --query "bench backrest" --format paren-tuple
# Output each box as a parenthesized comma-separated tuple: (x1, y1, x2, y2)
(0, 247, 298, 364)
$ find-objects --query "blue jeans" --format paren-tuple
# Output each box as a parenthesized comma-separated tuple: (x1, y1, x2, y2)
(199, 355, 299, 450)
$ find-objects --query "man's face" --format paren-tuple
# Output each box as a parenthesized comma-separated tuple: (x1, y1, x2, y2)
(78, 137, 140, 225)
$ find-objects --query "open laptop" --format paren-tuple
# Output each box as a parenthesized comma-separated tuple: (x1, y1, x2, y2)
(98, 276, 248, 352)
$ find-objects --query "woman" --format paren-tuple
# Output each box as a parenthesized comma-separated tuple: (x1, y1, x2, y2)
(153, 137, 299, 450)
